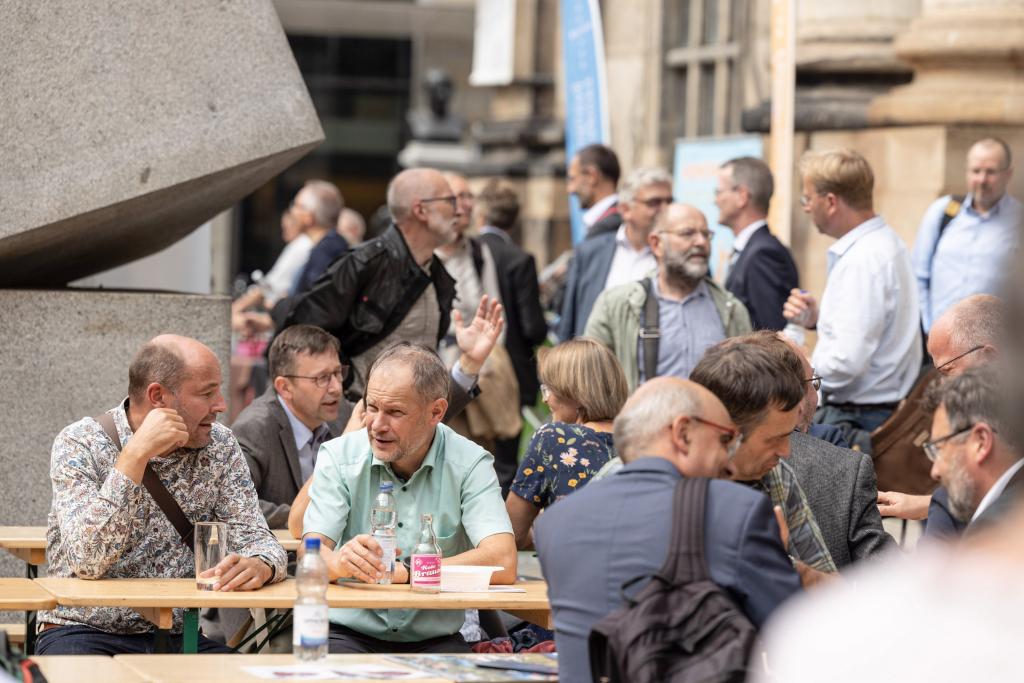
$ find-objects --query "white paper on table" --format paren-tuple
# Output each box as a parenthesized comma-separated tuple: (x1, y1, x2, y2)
(241, 663, 434, 680)
(438, 586, 527, 593)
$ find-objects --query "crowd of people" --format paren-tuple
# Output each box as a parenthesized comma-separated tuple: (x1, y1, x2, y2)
(36, 135, 1024, 680)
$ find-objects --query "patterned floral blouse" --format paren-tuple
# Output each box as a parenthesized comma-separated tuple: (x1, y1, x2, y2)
(39, 400, 287, 634)
(509, 422, 615, 509)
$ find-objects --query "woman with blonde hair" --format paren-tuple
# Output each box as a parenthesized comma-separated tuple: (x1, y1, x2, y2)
(506, 338, 628, 548)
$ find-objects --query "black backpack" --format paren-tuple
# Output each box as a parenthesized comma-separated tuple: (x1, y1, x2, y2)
(588, 477, 757, 683)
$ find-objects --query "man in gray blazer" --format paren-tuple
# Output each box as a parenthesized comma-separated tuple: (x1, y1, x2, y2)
(781, 334, 896, 566)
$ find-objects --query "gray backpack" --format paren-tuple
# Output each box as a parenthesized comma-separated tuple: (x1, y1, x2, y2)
(588, 477, 757, 683)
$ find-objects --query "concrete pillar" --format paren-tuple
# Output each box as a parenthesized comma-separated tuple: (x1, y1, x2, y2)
(870, 0, 1024, 125)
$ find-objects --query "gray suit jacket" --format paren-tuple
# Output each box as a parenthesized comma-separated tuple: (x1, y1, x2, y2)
(232, 389, 339, 529)
(787, 430, 896, 567)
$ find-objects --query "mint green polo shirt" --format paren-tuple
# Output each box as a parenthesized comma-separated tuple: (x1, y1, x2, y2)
(303, 423, 513, 642)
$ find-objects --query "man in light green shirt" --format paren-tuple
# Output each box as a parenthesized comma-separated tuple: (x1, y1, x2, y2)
(303, 342, 516, 653)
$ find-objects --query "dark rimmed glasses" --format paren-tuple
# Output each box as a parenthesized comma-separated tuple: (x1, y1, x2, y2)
(283, 367, 348, 388)
(692, 416, 743, 459)
(923, 425, 974, 462)
(806, 375, 822, 391)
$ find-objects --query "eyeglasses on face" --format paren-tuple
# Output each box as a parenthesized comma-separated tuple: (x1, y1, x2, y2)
(283, 367, 349, 388)
(922, 424, 974, 462)
(936, 345, 986, 375)
(419, 196, 458, 211)
(713, 185, 739, 197)
(806, 375, 822, 391)
(692, 416, 743, 459)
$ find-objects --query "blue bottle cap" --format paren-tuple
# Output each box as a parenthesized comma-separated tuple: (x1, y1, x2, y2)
(379, 482, 394, 493)
(304, 537, 321, 552)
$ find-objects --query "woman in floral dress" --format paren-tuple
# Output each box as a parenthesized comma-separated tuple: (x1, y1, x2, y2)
(506, 338, 629, 548)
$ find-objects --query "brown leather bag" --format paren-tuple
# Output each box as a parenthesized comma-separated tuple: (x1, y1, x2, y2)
(869, 368, 940, 495)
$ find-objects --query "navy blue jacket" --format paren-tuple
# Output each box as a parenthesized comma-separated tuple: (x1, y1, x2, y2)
(724, 225, 799, 331)
(534, 457, 801, 683)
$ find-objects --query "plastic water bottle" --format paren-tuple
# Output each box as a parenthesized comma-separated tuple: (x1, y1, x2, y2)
(370, 482, 397, 585)
(293, 537, 328, 661)
(410, 513, 442, 593)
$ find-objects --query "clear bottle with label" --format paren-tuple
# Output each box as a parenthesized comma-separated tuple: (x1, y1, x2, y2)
(293, 537, 328, 661)
(410, 513, 442, 593)
(370, 481, 397, 585)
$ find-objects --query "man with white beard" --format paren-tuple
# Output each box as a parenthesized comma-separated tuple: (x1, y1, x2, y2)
(585, 203, 752, 392)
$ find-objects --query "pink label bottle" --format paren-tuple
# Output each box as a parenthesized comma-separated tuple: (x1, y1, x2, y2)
(410, 513, 442, 593)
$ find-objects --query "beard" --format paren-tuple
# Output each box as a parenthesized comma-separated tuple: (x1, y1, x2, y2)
(945, 456, 980, 523)
(663, 245, 709, 286)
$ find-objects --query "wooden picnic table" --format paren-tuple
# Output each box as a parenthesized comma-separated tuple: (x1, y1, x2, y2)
(35, 577, 551, 654)
(0, 525, 47, 566)
(31, 655, 143, 682)
(0, 578, 56, 611)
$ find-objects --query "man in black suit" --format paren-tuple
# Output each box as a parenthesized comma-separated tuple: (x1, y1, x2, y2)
(716, 157, 799, 330)
(475, 181, 547, 408)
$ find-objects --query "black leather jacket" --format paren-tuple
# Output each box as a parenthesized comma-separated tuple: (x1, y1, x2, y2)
(281, 224, 457, 380)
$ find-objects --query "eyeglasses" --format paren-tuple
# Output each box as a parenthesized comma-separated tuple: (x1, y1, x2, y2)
(658, 228, 712, 242)
(539, 384, 555, 401)
(692, 416, 743, 459)
(806, 375, 822, 391)
(419, 196, 458, 211)
(713, 185, 739, 197)
(283, 367, 348, 388)
(456, 191, 475, 202)
(634, 196, 674, 209)
(922, 425, 974, 462)
(936, 345, 985, 375)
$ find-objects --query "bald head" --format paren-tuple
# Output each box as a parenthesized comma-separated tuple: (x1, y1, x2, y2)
(656, 203, 708, 233)
(928, 295, 1006, 375)
(386, 168, 450, 224)
(614, 377, 726, 463)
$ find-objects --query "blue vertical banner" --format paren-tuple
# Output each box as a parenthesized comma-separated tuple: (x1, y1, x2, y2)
(561, 0, 611, 245)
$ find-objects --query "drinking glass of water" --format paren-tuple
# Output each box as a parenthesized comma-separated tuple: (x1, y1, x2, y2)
(195, 521, 228, 590)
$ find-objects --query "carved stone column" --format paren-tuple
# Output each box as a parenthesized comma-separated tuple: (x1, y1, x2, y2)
(870, 0, 1024, 125)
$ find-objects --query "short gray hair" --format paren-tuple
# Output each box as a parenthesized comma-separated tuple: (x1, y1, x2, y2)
(925, 365, 1021, 456)
(128, 342, 188, 403)
(946, 295, 1006, 355)
(366, 342, 450, 402)
(297, 180, 344, 229)
(722, 157, 774, 213)
(614, 381, 701, 463)
(619, 167, 674, 204)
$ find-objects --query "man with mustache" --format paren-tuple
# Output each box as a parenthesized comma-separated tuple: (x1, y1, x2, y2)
(585, 202, 752, 391)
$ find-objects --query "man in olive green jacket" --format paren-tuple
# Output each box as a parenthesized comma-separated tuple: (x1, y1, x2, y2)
(584, 203, 752, 391)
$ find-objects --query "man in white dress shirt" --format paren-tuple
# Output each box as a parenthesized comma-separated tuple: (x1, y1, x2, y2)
(784, 148, 921, 448)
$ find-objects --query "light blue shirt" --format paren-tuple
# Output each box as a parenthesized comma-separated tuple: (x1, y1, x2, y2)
(276, 395, 327, 484)
(637, 278, 725, 382)
(912, 192, 1021, 332)
(815, 216, 922, 405)
(303, 423, 513, 641)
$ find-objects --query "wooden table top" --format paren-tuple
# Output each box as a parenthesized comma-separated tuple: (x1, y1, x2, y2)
(35, 577, 549, 611)
(272, 529, 300, 552)
(0, 526, 46, 548)
(32, 655, 143, 682)
(115, 654, 454, 683)
(0, 577, 56, 610)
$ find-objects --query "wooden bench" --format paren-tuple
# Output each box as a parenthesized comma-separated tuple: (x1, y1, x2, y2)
(0, 623, 27, 646)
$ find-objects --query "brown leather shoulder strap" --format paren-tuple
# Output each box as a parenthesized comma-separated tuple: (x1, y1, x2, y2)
(94, 412, 195, 549)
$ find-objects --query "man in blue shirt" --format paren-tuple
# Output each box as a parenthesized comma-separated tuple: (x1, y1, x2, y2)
(913, 137, 1020, 333)
(302, 342, 516, 654)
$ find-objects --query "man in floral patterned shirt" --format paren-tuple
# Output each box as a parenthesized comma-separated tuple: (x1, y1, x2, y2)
(36, 335, 287, 655)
